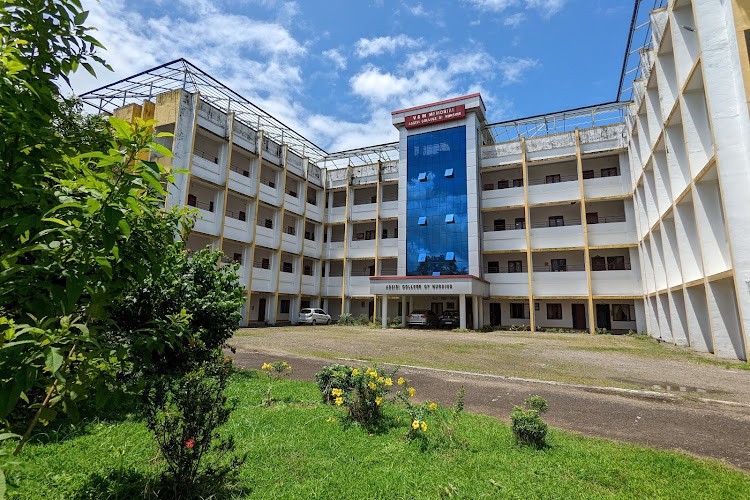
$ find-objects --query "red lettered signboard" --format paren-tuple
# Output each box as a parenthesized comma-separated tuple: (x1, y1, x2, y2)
(404, 104, 466, 129)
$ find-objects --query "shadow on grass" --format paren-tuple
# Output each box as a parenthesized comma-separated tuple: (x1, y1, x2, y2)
(12, 392, 144, 448)
(70, 468, 253, 500)
(341, 412, 402, 436)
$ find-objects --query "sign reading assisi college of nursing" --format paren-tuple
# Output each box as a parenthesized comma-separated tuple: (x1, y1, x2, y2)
(404, 104, 466, 129)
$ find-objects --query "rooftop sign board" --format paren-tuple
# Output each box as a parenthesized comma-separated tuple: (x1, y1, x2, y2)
(404, 104, 465, 129)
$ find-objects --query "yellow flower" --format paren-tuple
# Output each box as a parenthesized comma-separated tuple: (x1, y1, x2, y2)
(375, 396, 383, 406)
(408, 387, 416, 397)
(335, 397, 343, 406)
(368, 382, 377, 391)
(429, 402, 437, 411)
(370, 370, 378, 379)
(351, 369, 359, 376)
(397, 377, 405, 386)
(378, 377, 385, 384)
(331, 388, 343, 397)
(365, 367, 372, 375)
(420, 421, 428, 432)
(385, 377, 393, 386)
(261, 363, 272, 371)
(326, 417, 338, 423)
(412, 420, 420, 430)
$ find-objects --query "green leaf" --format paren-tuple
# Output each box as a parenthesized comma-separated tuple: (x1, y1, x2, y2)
(117, 219, 131, 238)
(150, 142, 173, 158)
(41, 217, 70, 227)
(44, 347, 64, 374)
(74, 10, 89, 25)
(108, 116, 131, 138)
(95, 256, 112, 277)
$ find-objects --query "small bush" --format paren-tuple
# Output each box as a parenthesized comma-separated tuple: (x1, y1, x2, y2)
(399, 381, 466, 450)
(261, 361, 292, 406)
(314, 364, 353, 404)
(510, 395, 549, 449)
(144, 352, 246, 498)
(343, 366, 396, 428)
(389, 316, 403, 328)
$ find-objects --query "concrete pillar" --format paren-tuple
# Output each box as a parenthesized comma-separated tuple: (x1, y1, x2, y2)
(401, 296, 407, 326)
(382, 295, 388, 329)
(477, 299, 484, 329)
(472, 296, 479, 330)
(459, 294, 467, 330)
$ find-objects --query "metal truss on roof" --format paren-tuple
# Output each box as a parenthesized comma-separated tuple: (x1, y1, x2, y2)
(320, 141, 400, 170)
(484, 101, 629, 144)
(617, 0, 668, 102)
(78, 58, 329, 163)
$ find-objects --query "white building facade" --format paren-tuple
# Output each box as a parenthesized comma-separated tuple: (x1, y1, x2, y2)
(82, 0, 750, 361)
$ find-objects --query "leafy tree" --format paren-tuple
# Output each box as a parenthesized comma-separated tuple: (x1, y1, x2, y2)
(110, 247, 245, 379)
(0, 0, 189, 455)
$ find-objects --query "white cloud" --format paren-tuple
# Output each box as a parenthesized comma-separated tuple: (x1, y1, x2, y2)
(469, 0, 566, 17)
(406, 3, 427, 16)
(354, 34, 421, 58)
(468, 0, 519, 12)
(350, 66, 411, 103)
(322, 48, 347, 69)
(349, 49, 497, 111)
(526, 0, 566, 18)
(503, 12, 526, 27)
(498, 56, 539, 84)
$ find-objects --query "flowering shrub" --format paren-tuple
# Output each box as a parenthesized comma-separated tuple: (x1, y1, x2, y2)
(510, 395, 549, 449)
(144, 352, 246, 498)
(261, 361, 292, 406)
(398, 378, 465, 449)
(314, 364, 353, 404)
(343, 366, 395, 427)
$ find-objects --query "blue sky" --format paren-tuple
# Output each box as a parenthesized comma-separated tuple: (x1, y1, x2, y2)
(72, 0, 633, 152)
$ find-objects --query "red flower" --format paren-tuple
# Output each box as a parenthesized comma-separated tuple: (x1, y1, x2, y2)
(185, 439, 195, 449)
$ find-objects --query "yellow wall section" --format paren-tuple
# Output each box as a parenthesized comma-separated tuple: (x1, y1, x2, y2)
(154, 90, 181, 125)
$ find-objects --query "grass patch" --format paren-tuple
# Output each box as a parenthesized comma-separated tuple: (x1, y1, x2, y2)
(11, 370, 748, 499)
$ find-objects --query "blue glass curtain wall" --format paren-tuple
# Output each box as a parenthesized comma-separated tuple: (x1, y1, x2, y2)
(406, 125, 469, 276)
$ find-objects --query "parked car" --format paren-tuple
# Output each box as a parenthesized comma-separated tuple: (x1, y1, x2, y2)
(407, 309, 440, 328)
(439, 310, 460, 328)
(298, 308, 331, 325)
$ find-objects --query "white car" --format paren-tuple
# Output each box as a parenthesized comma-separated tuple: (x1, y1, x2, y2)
(298, 308, 331, 325)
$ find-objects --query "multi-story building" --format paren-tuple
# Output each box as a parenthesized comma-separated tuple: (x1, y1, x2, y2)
(81, 0, 750, 361)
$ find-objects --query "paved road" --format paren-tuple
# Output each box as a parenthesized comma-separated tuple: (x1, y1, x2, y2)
(231, 348, 750, 471)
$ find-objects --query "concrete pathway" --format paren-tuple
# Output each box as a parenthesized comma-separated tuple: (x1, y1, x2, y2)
(231, 348, 750, 471)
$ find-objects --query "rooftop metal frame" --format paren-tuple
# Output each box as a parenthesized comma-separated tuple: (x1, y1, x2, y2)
(79, 58, 329, 163)
(320, 141, 399, 170)
(617, 0, 668, 102)
(484, 101, 629, 144)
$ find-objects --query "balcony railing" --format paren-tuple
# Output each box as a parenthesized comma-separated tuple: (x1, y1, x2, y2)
(586, 214, 626, 224)
(225, 209, 246, 221)
(188, 199, 214, 212)
(229, 163, 250, 177)
(527, 173, 578, 186)
(529, 218, 582, 229)
(194, 148, 219, 164)
(591, 261, 632, 271)
(533, 264, 586, 272)
(482, 180, 523, 191)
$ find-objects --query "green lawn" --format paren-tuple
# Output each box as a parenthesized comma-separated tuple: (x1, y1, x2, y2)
(9, 371, 750, 499)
